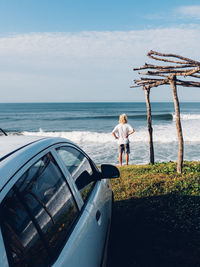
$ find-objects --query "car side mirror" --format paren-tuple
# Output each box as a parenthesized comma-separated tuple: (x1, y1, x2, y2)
(100, 164, 120, 179)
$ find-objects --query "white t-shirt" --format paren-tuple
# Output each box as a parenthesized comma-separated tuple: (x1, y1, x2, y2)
(112, 123, 133, 145)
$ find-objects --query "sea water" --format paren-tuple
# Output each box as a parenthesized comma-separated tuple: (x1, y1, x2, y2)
(0, 102, 200, 165)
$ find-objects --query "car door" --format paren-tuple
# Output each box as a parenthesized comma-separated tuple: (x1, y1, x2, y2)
(53, 144, 112, 267)
(0, 150, 81, 267)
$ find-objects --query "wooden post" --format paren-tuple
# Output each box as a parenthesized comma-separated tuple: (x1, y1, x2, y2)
(133, 51, 200, 170)
(169, 74, 184, 173)
(145, 88, 154, 164)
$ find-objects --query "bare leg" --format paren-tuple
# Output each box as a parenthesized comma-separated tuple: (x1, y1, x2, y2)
(119, 153, 122, 166)
(125, 153, 129, 165)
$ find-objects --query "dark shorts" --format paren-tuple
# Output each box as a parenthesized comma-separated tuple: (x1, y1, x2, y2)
(119, 144, 130, 154)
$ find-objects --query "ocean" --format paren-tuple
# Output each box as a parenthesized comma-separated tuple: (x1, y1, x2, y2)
(0, 102, 200, 165)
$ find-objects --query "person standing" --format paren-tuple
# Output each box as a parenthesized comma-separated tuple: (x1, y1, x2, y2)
(112, 114, 135, 166)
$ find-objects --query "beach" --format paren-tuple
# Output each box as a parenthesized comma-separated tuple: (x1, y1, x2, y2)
(1, 102, 200, 165)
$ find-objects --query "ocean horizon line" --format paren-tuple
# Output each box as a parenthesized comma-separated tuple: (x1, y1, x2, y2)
(0, 101, 200, 104)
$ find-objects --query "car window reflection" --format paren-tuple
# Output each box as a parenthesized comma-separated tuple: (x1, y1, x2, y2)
(56, 147, 95, 202)
(0, 153, 79, 267)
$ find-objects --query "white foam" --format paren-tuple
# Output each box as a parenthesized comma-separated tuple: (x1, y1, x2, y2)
(173, 113, 200, 121)
(22, 128, 114, 144)
(22, 123, 200, 165)
(22, 119, 200, 144)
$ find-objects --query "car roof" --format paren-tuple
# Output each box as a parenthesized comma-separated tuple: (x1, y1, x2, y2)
(0, 135, 74, 193)
(0, 135, 46, 161)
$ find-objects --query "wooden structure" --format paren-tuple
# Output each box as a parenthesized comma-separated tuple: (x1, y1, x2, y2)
(132, 50, 200, 173)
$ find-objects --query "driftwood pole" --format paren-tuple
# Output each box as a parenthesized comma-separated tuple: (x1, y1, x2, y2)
(144, 87, 154, 164)
(169, 74, 184, 173)
(132, 50, 200, 173)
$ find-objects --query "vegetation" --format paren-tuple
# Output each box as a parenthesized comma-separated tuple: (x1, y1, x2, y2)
(108, 161, 200, 267)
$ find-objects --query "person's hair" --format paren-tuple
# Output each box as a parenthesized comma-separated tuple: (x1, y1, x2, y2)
(119, 113, 128, 124)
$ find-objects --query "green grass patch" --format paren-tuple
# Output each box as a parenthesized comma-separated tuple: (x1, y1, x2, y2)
(108, 161, 200, 267)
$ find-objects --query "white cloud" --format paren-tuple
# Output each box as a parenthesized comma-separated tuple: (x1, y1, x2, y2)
(177, 5, 200, 19)
(1, 27, 200, 102)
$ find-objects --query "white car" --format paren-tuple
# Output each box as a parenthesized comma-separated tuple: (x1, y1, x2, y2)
(0, 135, 119, 267)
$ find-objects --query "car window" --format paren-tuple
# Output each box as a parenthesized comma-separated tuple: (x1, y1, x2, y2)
(56, 146, 95, 202)
(0, 153, 79, 267)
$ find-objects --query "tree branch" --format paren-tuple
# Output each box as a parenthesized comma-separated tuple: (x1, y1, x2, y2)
(132, 50, 200, 90)
(133, 63, 194, 71)
(143, 78, 169, 90)
(190, 74, 200, 79)
(132, 77, 200, 88)
(147, 50, 200, 65)
(138, 67, 199, 77)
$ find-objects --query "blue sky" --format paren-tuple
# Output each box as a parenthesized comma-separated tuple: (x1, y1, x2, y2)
(1, 0, 200, 32)
(1, 0, 200, 102)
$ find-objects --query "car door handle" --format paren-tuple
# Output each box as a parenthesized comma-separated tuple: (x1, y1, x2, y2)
(96, 210, 101, 221)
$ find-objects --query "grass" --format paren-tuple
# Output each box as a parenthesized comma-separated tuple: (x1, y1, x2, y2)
(107, 161, 200, 267)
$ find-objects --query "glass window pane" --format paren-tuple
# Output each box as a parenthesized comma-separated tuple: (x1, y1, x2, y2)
(1, 189, 49, 267)
(1, 153, 79, 267)
(57, 147, 95, 201)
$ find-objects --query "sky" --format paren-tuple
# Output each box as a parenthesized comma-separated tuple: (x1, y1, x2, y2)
(1, 0, 200, 102)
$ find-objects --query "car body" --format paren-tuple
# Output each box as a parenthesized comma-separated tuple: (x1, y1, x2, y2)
(0, 135, 119, 267)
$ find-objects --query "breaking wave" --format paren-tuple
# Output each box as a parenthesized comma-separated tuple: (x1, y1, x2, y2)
(176, 114, 200, 121)
(22, 122, 200, 144)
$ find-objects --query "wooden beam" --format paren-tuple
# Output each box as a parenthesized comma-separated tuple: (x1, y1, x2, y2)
(133, 63, 193, 71)
(132, 77, 200, 88)
(143, 78, 169, 90)
(138, 67, 199, 77)
(148, 50, 200, 66)
(169, 74, 184, 173)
